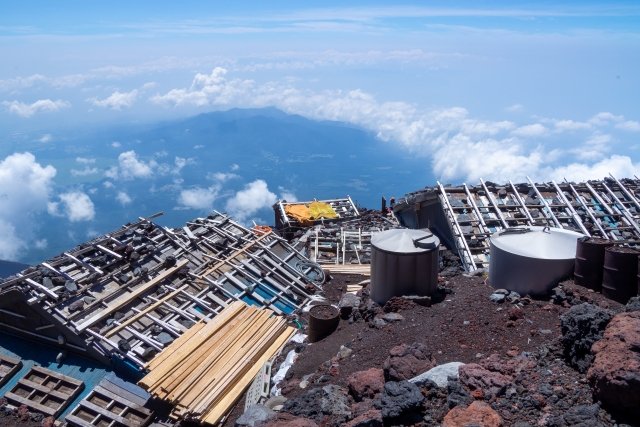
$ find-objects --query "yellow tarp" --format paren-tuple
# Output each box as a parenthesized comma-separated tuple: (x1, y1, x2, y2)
(308, 201, 338, 220)
(284, 202, 338, 225)
(284, 204, 312, 224)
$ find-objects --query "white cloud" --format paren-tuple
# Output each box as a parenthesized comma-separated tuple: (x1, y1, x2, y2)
(511, 123, 547, 138)
(107, 150, 156, 180)
(226, 179, 277, 221)
(103, 181, 115, 189)
(616, 120, 640, 132)
(553, 120, 592, 132)
(0, 152, 56, 260)
(589, 112, 624, 126)
(76, 157, 96, 164)
(208, 171, 239, 182)
(505, 104, 524, 113)
(37, 134, 53, 143)
(153, 67, 640, 183)
(49, 191, 95, 222)
(90, 89, 138, 110)
(71, 166, 99, 177)
(279, 187, 298, 202)
(151, 67, 254, 107)
(116, 191, 132, 206)
(178, 185, 221, 210)
(230, 163, 240, 171)
(3, 99, 70, 118)
(549, 155, 640, 182)
(111, 141, 121, 148)
(34, 239, 48, 250)
(575, 132, 612, 161)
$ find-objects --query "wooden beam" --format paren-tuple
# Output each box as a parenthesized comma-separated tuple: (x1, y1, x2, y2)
(104, 284, 189, 338)
(75, 259, 188, 331)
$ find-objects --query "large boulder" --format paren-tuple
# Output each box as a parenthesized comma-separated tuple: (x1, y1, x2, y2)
(560, 303, 613, 372)
(347, 368, 385, 401)
(587, 311, 640, 422)
(442, 401, 502, 427)
(383, 342, 435, 381)
(235, 405, 274, 427)
(281, 385, 351, 423)
(377, 381, 424, 422)
(458, 363, 512, 399)
(410, 361, 465, 388)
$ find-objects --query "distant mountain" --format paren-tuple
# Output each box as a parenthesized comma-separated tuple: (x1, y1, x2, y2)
(0, 260, 29, 279)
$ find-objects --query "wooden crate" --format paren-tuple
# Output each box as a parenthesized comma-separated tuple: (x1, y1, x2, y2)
(4, 366, 84, 418)
(65, 382, 152, 427)
(0, 354, 22, 388)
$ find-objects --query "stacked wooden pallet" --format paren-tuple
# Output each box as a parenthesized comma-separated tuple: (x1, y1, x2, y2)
(139, 301, 295, 425)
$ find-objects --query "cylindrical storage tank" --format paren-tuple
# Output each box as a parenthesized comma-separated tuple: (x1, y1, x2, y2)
(370, 229, 439, 305)
(489, 227, 584, 296)
(603, 246, 639, 304)
(574, 237, 614, 290)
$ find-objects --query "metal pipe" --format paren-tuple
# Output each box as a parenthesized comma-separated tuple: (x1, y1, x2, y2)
(550, 180, 590, 236)
(525, 178, 561, 227)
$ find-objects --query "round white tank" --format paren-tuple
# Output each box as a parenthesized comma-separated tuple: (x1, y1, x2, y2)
(370, 228, 440, 305)
(489, 226, 584, 295)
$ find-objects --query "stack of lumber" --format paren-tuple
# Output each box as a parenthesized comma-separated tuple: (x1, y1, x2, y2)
(138, 301, 295, 425)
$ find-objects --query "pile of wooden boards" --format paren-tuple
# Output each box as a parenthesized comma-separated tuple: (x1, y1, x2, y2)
(138, 301, 295, 425)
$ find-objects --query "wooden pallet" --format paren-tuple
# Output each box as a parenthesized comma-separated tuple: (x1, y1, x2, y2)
(0, 354, 22, 388)
(4, 366, 84, 418)
(65, 382, 153, 427)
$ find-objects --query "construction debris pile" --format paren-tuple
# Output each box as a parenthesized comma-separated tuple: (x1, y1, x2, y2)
(0, 212, 317, 370)
(274, 197, 400, 276)
(394, 176, 640, 272)
(139, 301, 295, 425)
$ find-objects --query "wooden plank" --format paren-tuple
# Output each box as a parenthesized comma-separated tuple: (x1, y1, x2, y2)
(65, 414, 96, 427)
(19, 378, 76, 401)
(105, 284, 190, 338)
(30, 365, 84, 386)
(93, 385, 151, 413)
(97, 381, 149, 408)
(0, 355, 22, 388)
(203, 327, 294, 424)
(140, 301, 245, 382)
(169, 309, 272, 404)
(75, 259, 188, 331)
(192, 316, 285, 415)
(80, 400, 131, 425)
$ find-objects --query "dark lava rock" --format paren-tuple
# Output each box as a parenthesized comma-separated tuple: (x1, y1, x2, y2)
(282, 385, 351, 423)
(446, 378, 473, 409)
(236, 404, 275, 427)
(560, 303, 613, 372)
(345, 409, 383, 427)
(347, 368, 385, 401)
(587, 311, 640, 423)
(625, 296, 640, 312)
(546, 404, 606, 427)
(377, 381, 424, 421)
(383, 342, 435, 381)
(67, 299, 84, 312)
(339, 293, 361, 318)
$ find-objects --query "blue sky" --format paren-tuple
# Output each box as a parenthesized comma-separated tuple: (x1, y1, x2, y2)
(1, 1, 640, 261)
(2, 1, 640, 179)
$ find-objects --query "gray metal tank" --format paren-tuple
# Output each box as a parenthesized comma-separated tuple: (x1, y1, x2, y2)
(489, 226, 584, 296)
(370, 228, 440, 305)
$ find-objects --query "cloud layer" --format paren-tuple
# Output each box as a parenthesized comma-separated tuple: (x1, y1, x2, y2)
(0, 153, 56, 259)
(150, 67, 640, 182)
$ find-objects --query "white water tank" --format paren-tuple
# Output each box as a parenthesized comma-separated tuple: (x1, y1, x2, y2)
(370, 228, 440, 304)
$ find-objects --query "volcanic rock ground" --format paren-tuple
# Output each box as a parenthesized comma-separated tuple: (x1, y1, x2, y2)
(223, 257, 639, 427)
